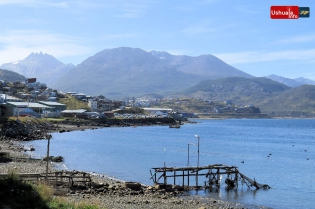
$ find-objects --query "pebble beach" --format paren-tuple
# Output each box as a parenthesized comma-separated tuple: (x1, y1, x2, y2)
(0, 121, 255, 209)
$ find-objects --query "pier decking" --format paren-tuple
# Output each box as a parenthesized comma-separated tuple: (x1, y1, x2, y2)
(150, 164, 270, 190)
(0, 171, 92, 187)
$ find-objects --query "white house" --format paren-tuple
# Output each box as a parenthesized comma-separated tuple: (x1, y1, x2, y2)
(88, 99, 98, 111)
(142, 108, 173, 116)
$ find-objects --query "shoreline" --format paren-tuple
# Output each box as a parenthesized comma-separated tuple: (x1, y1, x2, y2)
(0, 121, 267, 208)
(0, 139, 250, 209)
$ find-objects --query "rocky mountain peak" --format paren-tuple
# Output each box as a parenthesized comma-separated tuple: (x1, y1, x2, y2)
(0, 52, 74, 86)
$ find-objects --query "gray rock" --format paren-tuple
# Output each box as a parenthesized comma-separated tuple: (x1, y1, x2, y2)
(52, 156, 64, 162)
(124, 182, 142, 191)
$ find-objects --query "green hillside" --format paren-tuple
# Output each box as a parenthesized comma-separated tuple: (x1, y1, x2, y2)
(179, 77, 315, 116)
(182, 77, 291, 94)
(58, 96, 91, 111)
(0, 69, 26, 81)
(258, 85, 315, 116)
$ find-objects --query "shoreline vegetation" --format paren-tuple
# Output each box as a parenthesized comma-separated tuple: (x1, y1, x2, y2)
(0, 118, 266, 208)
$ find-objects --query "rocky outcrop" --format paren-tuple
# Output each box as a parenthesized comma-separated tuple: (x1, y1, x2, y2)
(43, 156, 64, 162)
(0, 117, 177, 141)
(0, 120, 55, 141)
(53, 117, 177, 128)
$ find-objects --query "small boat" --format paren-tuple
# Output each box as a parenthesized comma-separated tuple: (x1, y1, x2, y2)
(169, 124, 180, 128)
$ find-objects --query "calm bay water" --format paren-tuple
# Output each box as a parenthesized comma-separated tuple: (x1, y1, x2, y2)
(25, 119, 315, 209)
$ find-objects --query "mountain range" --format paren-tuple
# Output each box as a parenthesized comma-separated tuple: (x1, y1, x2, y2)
(265, 74, 315, 87)
(2, 47, 314, 99)
(1, 47, 315, 116)
(52, 47, 252, 97)
(0, 52, 74, 87)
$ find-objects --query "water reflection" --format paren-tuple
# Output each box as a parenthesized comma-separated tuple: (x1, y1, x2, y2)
(188, 184, 261, 203)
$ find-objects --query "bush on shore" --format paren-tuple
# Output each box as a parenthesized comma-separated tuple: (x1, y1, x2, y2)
(0, 172, 102, 209)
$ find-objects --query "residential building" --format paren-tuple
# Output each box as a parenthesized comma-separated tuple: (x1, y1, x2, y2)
(6, 102, 52, 117)
(142, 108, 173, 116)
(38, 101, 66, 112)
(88, 99, 98, 111)
(61, 109, 87, 118)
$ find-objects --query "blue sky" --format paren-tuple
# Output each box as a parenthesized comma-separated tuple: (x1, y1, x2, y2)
(0, 0, 314, 79)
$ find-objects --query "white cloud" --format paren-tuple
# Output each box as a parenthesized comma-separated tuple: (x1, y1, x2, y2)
(182, 18, 217, 35)
(0, 0, 66, 7)
(99, 33, 141, 40)
(182, 25, 216, 35)
(214, 49, 315, 64)
(0, 0, 110, 10)
(115, 0, 154, 18)
(163, 49, 189, 55)
(0, 0, 36, 5)
(278, 34, 315, 44)
(198, 0, 217, 5)
(236, 5, 262, 14)
(0, 30, 93, 64)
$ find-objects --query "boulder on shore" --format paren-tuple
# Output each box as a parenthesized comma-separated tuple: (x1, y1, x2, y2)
(43, 155, 64, 162)
(124, 182, 142, 190)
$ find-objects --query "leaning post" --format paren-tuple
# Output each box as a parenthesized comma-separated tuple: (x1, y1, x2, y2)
(45, 133, 52, 181)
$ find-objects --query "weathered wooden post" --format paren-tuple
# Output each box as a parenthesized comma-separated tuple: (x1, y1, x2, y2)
(154, 170, 157, 183)
(195, 135, 200, 189)
(163, 167, 166, 191)
(174, 170, 176, 185)
(45, 134, 52, 181)
(216, 168, 220, 187)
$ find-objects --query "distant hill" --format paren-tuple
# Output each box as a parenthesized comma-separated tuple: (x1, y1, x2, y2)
(265, 74, 315, 87)
(54, 47, 253, 98)
(179, 77, 315, 116)
(257, 85, 315, 116)
(179, 76, 290, 110)
(183, 77, 290, 94)
(0, 69, 26, 82)
(265, 74, 303, 87)
(137, 93, 164, 100)
(294, 77, 315, 85)
(0, 52, 74, 86)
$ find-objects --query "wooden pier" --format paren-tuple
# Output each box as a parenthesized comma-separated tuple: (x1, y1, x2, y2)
(150, 164, 270, 190)
(0, 171, 92, 187)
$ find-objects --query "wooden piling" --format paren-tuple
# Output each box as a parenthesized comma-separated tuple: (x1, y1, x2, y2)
(150, 164, 269, 191)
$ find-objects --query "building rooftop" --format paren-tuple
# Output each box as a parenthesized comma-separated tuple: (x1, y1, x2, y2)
(7, 102, 53, 108)
(143, 107, 173, 111)
(38, 101, 66, 106)
(5, 95, 23, 102)
(61, 109, 87, 113)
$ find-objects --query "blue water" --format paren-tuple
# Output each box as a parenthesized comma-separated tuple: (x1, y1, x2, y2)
(24, 119, 315, 209)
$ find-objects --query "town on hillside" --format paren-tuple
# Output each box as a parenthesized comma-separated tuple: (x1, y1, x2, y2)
(0, 77, 266, 122)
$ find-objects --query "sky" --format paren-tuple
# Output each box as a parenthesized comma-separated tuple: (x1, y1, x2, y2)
(0, 0, 314, 79)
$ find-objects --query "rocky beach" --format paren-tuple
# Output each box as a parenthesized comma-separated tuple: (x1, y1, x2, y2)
(0, 119, 254, 209)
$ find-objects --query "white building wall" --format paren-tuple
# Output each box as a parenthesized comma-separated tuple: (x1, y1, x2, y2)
(88, 100, 98, 110)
